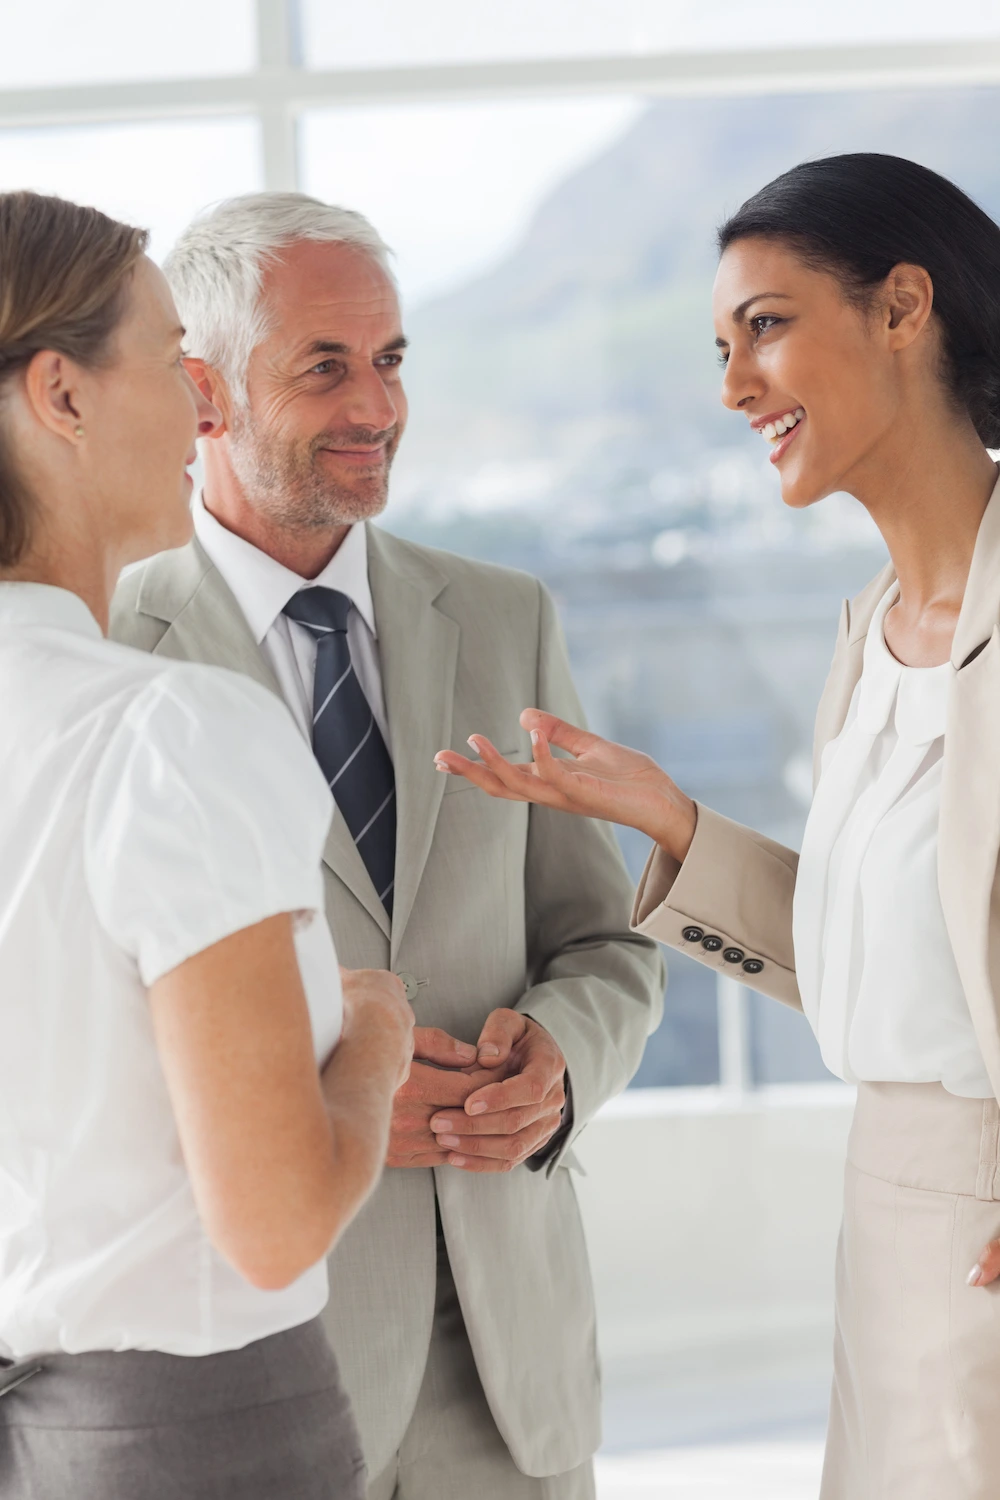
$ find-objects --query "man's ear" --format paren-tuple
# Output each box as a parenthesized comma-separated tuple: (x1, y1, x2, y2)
(184, 357, 232, 437)
(884, 263, 934, 352)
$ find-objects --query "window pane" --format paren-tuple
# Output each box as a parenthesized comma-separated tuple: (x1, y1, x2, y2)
(0, 0, 256, 88)
(301, 99, 643, 306)
(300, 85, 1000, 1090)
(302, 0, 1000, 70)
(0, 118, 262, 263)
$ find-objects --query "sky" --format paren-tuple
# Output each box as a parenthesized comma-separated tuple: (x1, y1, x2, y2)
(3, 1, 1000, 306)
(6, 0, 1000, 90)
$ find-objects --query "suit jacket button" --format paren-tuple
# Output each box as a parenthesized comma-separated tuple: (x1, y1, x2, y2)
(742, 958, 764, 975)
(682, 926, 704, 943)
(702, 935, 723, 953)
(723, 948, 745, 964)
(395, 971, 423, 1002)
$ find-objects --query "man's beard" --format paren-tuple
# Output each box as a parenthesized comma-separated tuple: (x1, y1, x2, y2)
(228, 414, 400, 530)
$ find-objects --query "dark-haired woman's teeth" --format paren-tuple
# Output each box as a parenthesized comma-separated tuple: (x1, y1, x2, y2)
(762, 408, 805, 442)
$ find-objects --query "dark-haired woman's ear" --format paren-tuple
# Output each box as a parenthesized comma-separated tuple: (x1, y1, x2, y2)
(883, 262, 934, 347)
(183, 357, 230, 438)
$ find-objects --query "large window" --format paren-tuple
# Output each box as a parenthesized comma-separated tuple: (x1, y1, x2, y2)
(5, 14, 999, 1488)
(4, 9, 997, 1093)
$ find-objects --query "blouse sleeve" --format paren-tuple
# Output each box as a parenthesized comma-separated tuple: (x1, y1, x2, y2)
(84, 664, 334, 987)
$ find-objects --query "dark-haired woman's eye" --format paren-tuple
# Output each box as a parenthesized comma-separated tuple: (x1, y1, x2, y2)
(716, 350, 729, 367)
(750, 315, 783, 339)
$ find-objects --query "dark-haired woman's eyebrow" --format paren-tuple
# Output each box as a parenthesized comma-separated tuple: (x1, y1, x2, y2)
(732, 292, 794, 322)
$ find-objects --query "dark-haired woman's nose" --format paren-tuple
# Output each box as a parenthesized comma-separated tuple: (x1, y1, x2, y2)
(720, 348, 765, 413)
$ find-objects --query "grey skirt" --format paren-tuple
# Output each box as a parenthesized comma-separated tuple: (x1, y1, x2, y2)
(0, 1317, 365, 1500)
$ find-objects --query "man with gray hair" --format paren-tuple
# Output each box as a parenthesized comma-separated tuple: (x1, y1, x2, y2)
(111, 192, 662, 1500)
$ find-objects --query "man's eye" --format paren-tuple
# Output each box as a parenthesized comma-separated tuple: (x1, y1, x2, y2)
(377, 353, 403, 368)
(310, 359, 337, 375)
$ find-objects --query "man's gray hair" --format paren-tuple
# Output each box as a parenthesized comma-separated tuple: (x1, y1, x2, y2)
(164, 191, 395, 406)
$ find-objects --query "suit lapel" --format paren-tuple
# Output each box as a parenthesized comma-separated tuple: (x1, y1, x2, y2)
(137, 539, 393, 936)
(140, 539, 282, 696)
(367, 525, 459, 958)
(811, 563, 895, 785)
(939, 476, 1000, 1091)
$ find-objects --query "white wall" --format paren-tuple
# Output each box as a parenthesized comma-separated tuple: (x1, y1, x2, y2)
(574, 1085, 854, 1373)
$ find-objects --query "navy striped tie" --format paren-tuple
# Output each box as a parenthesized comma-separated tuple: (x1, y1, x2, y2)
(283, 588, 396, 916)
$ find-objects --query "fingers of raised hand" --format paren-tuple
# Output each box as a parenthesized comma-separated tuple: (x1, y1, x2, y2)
(433, 750, 527, 802)
(467, 737, 572, 809)
(519, 708, 595, 758)
(968, 1238, 1000, 1286)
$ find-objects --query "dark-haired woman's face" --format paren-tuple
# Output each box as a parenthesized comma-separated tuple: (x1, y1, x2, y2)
(712, 238, 901, 508)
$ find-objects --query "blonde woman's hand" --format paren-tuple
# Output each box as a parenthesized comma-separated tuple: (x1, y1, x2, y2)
(434, 708, 697, 863)
(339, 968, 415, 1089)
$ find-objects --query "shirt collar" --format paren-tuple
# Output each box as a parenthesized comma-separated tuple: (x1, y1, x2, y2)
(193, 491, 377, 643)
(0, 582, 102, 640)
(857, 583, 952, 744)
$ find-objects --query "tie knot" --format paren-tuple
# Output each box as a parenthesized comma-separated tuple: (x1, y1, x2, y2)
(283, 586, 352, 637)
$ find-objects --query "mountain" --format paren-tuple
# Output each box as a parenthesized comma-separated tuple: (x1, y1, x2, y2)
(400, 85, 1000, 489)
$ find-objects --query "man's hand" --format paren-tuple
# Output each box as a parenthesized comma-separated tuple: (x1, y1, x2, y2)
(428, 1009, 567, 1174)
(386, 1027, 485, 1168)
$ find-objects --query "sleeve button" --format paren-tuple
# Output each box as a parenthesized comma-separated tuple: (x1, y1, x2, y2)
(742, 958, 764, 975)
(723, 948, 745, 964)
(702, 935, 723, 953)
(681, 926, 704, 943)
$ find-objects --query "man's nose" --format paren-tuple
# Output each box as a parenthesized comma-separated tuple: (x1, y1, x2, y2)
(341, 365, 399, 430)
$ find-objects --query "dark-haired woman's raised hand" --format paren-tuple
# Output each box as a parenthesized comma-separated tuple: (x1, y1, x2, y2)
(434, 708, 698, 863)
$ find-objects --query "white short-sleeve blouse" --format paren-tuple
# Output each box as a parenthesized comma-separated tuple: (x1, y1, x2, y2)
(0, 582, 342, 1360)
(793, 584, 992, 1098)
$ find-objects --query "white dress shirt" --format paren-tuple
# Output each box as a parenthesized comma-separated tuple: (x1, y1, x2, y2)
(193, 493, 390, 754)
(793, 584, 992, 1098)
(0, 582, 343, 1359)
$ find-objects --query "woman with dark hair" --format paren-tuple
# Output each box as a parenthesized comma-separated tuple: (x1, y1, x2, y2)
(0, 190, 415, 1498)
(437, 153, 1000, 1496)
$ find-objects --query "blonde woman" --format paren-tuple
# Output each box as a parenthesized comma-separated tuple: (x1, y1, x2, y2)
(0, 192, 413, 1499)
(438, 154, 1000, 1498)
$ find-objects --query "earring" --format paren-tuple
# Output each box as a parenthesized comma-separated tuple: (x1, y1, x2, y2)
(74, 425, 84, 438)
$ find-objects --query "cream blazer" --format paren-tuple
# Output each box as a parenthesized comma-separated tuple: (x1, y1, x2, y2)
(111, 523, 663, 1479)
(633, 474, 1000, 1104)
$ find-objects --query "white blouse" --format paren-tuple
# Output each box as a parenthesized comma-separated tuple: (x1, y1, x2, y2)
(793, 584, 992, 1099)
(0, 583, 342, 1360)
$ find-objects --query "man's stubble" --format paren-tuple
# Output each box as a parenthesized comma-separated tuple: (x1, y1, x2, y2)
(228, 411, 400, 531)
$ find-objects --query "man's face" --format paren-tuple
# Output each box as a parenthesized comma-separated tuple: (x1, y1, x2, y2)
(227, 239, 408, 529)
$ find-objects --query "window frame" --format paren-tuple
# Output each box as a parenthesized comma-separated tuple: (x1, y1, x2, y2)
(3, 0, 990, 1094)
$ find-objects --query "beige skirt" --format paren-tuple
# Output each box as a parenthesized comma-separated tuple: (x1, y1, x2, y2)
(822, 1081, 1000, 1500)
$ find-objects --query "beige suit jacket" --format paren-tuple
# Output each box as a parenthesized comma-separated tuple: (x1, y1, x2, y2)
(110, 523, 663, 1478)
(632, 476, 1000, 1106)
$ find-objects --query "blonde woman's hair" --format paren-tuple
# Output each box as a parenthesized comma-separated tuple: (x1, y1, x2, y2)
(0, 191, 148, 567)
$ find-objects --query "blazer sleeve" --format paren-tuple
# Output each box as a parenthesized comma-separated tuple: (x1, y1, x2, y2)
(631, 804, 801, 1010)
(518, 582, 666, 1172)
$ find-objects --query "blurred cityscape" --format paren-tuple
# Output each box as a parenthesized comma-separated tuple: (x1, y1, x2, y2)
(389, 460, 886, 1088)
(379, 85, 1000, 1085)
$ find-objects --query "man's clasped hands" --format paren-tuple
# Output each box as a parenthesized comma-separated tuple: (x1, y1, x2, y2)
(385, 1007, 568, 1173)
